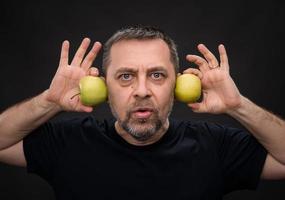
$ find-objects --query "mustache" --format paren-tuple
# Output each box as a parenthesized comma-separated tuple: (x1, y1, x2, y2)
(127, 100, 157, 113)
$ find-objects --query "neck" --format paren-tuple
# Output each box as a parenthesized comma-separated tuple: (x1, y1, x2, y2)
(114, 119, 169, 146)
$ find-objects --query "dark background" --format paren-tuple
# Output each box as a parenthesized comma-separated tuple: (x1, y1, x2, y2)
(1, 1, 285, 199)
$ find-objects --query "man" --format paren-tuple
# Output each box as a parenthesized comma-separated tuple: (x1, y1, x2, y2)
(0, 26, 284, 199)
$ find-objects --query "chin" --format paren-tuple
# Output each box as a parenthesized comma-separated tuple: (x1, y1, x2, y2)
(123, 118, 162, 141)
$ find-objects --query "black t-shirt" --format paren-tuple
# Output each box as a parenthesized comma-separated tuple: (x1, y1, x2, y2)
(23, 116, 267, 200)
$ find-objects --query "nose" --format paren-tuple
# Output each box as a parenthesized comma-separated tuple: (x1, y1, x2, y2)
(133, 76, 151, 99)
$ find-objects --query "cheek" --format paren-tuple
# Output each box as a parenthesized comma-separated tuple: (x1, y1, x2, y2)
(161, 91, 174, 107)
(108, 85, 131, 116)
(155, 84, 175, 110)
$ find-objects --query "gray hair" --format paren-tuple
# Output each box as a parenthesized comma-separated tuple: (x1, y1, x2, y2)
(102, 25, 179, 75)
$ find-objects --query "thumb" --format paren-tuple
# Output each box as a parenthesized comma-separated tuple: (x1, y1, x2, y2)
(187, 102, 206, 113)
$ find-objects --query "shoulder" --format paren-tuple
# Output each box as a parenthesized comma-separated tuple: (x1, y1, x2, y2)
(170, 118, 228, 135)
(170, 118, 251, 144)
(50, 115, 114, 131)
(28, 115, 115, 142)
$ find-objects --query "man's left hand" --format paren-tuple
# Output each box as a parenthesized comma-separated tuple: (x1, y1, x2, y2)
(184, 44, 242, 114)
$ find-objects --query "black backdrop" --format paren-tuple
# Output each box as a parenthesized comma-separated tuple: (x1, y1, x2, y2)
(1, 1, 285, 199)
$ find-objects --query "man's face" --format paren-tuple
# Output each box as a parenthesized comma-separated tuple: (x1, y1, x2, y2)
(106, 39, 176, 141)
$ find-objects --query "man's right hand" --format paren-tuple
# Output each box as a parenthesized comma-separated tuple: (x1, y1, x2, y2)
(0, 38, 102, 153)
(46, 38, 102, 113)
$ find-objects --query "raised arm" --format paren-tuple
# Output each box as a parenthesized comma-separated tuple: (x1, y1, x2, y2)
(184, 44, 285, 180)
(0, 38, 102, 162)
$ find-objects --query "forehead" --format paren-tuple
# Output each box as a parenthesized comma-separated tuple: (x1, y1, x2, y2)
(108, 39, 174, 73)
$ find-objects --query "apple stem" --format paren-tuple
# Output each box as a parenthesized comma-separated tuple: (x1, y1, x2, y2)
(70, 93, 80, 100)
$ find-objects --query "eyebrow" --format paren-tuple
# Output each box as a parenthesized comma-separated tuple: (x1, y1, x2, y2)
(114, 66, 168, 75)
(147, 66, 168, 74)
(115, 67, 138, 75)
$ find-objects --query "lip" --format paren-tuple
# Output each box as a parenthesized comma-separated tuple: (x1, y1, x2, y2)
(131, 107, 154, 119)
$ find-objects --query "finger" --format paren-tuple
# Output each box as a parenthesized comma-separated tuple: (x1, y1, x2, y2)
(81, 42, 102, 71)
(70, 38, 91, 66)
(187, 102, 206, 113)
(59, 40, 69, 67)
(218, 44, 229, 71)
(88, 67, 99, 76)
(71, 94, 94, 112)
(79, 104, 93, 113)
(186, 55, 209, 73)
(183, 68, 203, 79)
(197, 44, 219, 69)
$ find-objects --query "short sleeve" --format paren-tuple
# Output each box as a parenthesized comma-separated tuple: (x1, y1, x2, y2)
(205, 123, 267, 194)
(23, 116, 109, 182)
(23, 119, 71, 181)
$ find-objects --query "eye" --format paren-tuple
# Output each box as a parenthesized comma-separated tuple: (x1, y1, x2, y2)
(151, 72, 164, 80)
(120, 73, 132, 81)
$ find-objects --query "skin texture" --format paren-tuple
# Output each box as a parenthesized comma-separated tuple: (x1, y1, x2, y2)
(105, 39, 176, 145)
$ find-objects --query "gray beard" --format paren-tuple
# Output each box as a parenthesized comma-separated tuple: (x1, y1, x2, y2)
(120, 111, 163, 141)
(109, 99, 173, 142)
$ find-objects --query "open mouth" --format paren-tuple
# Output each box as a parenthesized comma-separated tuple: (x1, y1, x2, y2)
(132, 107, 154, 119)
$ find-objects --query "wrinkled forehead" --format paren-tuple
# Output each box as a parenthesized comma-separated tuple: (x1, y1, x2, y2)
(106, 39, 175, 75)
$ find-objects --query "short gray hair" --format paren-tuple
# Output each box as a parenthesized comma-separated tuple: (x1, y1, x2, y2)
(102, 25, 179, 75)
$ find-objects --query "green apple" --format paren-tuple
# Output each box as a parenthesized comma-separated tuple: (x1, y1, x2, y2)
(175, 74, 201, 103)
(79, 76, 108, 106)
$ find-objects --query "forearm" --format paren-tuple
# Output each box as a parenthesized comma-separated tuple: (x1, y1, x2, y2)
(0, 90, 61, 150)
(227, 96, 285, 164)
